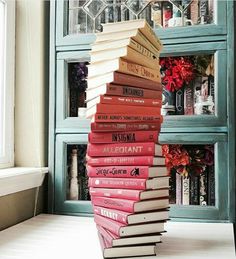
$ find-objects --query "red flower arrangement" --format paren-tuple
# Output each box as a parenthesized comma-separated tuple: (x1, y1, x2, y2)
(160, 57, 195, 92)
(162, 144, 214, 177)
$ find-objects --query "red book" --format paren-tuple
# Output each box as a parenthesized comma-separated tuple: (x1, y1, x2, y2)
(86, 155, 166, 166)
(91, 113, 163, 123)
(88, 176, 169, 190)
(91, 122, 161, 132)
(94, 205, 169, 225)
(87, 165, 168, 178)
(86, 103, 161, 118)
(87, 71, 162, 91)
(96, 224, 117, 247)
(90, 187, 169, 201)
(87, 142, 163, 157)
(88, 130, 159, 144)
(94, 214, 165, 237)
(86, 83, 162, 101)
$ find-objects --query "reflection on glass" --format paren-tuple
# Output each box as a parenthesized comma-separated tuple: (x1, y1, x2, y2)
(67, 144, 90, 201)
(162, 144, 215, 206)
(68, 0, 215, 34)
(68, 62, 89, 117)
(160, 54, 214, 116)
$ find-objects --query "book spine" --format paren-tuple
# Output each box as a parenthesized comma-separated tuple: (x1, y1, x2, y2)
(184, 83, 194, 115)
(169, 169, 176, 204)
(182, 177, 190, 205)
(87, 165, 151, 178)
(96, 225, 116, 246)
(97, 227, 113, 249)
(89, 187, 141, 201)
(190, 0, 199, 25)
(94, 214, 125, 237)
(207, 165, 215, 206)
(92, 196, 135, 213)
(87, 142, 161, 157)
(89, 177, 147, 190)
(199, 171, 208, 206)
(176, 173, 182, 205)
(118, 58, 161, 83)
(93, 113, 163, 123)
(100, 95, 162, 107)
(151, 1, 162, 28)
(88, 131, 158, 144)
(91, 122, 161, 132)
(69, 149, 79, 200)
(94, 205, 129, 224)
(190, 175, 200, 205)
(175, 87, 185, 115)
(199, 0, 208, 24)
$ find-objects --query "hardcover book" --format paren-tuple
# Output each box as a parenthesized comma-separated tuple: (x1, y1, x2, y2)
(87, 142, 163, 157)
(94, 214, 165, 237)
(89, 176, 170, 190)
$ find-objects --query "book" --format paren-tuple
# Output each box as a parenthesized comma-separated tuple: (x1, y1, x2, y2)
(87, 142, 163, 157)
(176, 173, 182, 205)
(86, 103, 161, 118)
(90, 45, 159, 69)
(207, 165, 215, 206)
(199, 171, 208, 206)
(87, 71, 162, 90)
(86, 155, 166, 166)
(101, 19, 163, 52)
(91, 113, 163, 123)
(184, 83, 194, 115)
(94, 214, 165, 237)
(175, 87, 185, 115)
(90, 187, 169, 201)
(88, 58, 161, 82)
(90, 122, 161, 132)
(89, 177, 170, 190)
(88, 130, 159, 144)
(97, 225, 162, 247)
(87, 95, 162, 110)
(94, 205, 169, 225)
(182, 177, 190, 205)
(87, 165, 167, 178)
(91, 38, 158, 61)
(86, 84, 162, 102)
(190, 175, 200, 205)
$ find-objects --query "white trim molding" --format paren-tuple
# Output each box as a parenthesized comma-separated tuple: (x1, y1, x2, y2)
(0, 167, 48, 196)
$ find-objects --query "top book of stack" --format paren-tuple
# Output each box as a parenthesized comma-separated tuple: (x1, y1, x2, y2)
(87, 19, 162, 89)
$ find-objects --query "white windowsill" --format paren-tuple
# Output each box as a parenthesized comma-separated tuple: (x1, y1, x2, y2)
(0, 167, 48, 197)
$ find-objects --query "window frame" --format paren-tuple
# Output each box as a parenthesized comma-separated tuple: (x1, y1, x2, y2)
(0, 0, 15, 169)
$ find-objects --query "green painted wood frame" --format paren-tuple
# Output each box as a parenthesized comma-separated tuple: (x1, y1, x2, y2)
(54, 134, 93, 215)
(55, 0, 227, 47)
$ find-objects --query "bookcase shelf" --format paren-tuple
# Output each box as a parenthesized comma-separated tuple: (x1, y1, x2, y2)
(49, 0, 235, 223)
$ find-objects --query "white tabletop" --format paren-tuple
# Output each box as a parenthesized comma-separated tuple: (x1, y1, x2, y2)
(0, 214, 234, 259)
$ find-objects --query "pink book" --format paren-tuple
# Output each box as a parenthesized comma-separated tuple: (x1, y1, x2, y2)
(86, 155, 166, 166)
(97, 224, 118, 245)
(89, 176, 169, 190)
(88, 130, 159, 144)
(87, 142, 163, 157)
(91, 196, 169, 213)
(87, 165, 168, 178)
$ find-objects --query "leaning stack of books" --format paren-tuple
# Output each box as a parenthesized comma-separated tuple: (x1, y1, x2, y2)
(85, 19, 169, 259)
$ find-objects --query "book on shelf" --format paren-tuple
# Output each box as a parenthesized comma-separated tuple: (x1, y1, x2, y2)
(91, 113, 163, 123)
(175, 87, 185, 115)
(88, 58, 161, 82)
(101, 19, 163, 52)
(94, 205, 169, 225)
(90, 187, 169, 201)
(182, 177, 190, 205)
(94, 214, 165, 237)
(98, 230, 158, 258)
(176, 172, 182, 205)
(90, 122, 161, 132)
(88, 130, 159, 144)
(184, 83, 194, 115)
(199, 171, 208, 206)
(89, 177, 170, 191)
(207, 164, 215, 206)
(190, 174, 200, 205)
(87, 142, 163, 157)
(86, 155, 166, 166)
(86, 84, 162, 102)
(87, 165, 167, 178)
(90, 45, 159, 69)
(87, 71, 162, 90)
(86, 103, 161, 118)
(87, 95, 162, 110)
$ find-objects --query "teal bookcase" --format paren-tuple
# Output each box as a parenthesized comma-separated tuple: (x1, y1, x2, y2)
(49, 0, 235, 222)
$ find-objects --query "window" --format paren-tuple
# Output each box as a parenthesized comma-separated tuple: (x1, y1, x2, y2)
(0, 0, 15, 169)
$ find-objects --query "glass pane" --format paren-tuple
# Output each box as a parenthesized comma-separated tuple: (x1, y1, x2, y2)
(67, 0, 215, 34)
(0, 0, 5, 158)
(160, 54, 215, 116)
(68, 61, 89, 118)
(66, 144, 90, 201)
(163, 144, 215, 206)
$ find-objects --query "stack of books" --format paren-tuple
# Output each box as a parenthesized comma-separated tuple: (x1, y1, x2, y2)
(86, 19, 169, 259)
